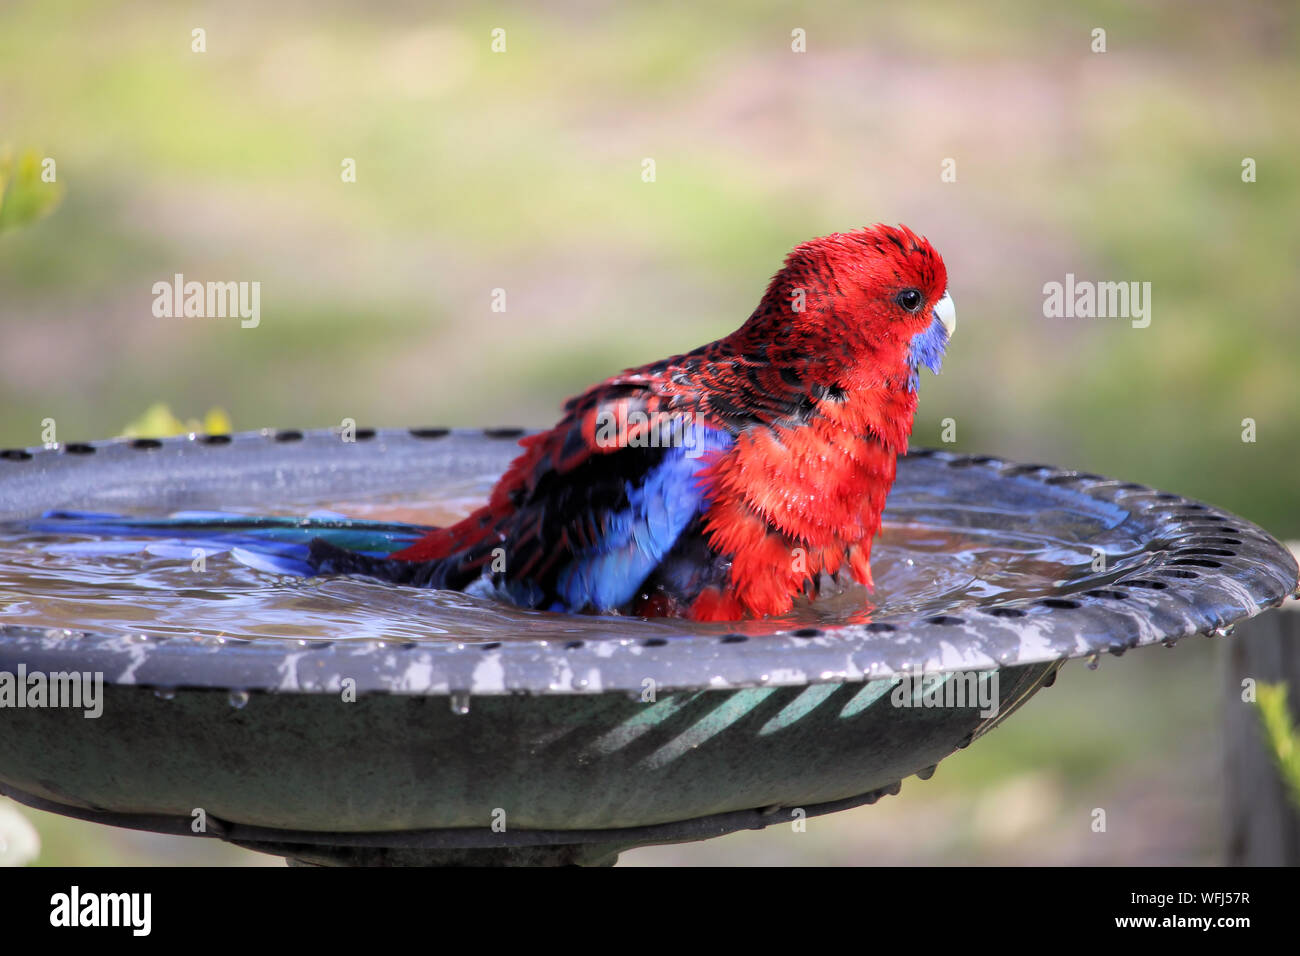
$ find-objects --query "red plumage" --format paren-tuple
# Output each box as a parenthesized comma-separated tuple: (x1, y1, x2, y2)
(390, 224, 951, 621)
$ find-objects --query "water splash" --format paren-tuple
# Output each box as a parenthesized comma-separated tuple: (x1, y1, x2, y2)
(0, 478, 1155, 646)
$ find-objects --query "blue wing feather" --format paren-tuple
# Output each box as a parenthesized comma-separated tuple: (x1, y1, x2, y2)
(554, 428, 733, 612)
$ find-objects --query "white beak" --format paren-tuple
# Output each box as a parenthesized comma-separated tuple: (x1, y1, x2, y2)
(934, 291, 956, 338)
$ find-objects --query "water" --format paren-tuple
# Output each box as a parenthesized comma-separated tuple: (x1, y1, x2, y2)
(0, 473, 1154, 644)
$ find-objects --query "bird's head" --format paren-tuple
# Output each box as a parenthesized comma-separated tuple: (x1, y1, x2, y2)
(746, 224, 954, 392)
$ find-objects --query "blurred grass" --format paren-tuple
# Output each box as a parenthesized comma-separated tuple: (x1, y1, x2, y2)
(0, 0, 1297, 864)
(1, 1, 1295, 538)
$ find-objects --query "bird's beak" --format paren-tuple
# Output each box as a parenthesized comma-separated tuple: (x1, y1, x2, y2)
(934, 291, 956, 338)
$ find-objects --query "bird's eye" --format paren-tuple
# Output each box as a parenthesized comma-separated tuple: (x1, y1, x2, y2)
(895, 289, 923, 312)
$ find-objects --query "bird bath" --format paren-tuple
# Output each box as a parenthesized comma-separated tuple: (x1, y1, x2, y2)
(0, 428, 1294, 865)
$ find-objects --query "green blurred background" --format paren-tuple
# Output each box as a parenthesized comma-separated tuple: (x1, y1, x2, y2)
(1, 0, 1296, 865)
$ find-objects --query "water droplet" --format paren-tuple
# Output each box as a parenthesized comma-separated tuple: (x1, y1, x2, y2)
(1086, 653, 1100, 671)
(449, 691, 471, 715)
(228, 690, 249, 709)
(153, 688, 176, 701)
(1212, 625, 1235, 638)
(917, 764, 937, 781)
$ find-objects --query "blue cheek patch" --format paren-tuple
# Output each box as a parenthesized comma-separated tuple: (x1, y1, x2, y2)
(907, 316, 949, 391)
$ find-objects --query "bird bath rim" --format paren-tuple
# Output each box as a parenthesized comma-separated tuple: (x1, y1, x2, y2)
(0, 427, 1293, 698)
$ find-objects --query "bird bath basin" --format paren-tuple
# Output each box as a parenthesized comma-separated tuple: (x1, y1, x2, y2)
(0, 428, 1294, 865)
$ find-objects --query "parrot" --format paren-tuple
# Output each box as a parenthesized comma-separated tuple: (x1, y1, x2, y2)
(27, 224, 954, 622)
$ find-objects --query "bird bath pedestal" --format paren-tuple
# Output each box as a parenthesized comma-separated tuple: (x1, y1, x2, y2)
(0, 429, 1294, 865)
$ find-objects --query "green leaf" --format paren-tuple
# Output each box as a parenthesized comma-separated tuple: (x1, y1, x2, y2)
(0, 147, 65, 233)
(120, 402, 233, 438)
(1256, 682, 1300, 812)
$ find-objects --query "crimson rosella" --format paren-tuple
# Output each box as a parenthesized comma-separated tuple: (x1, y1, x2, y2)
(31, 225, 954, 621)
